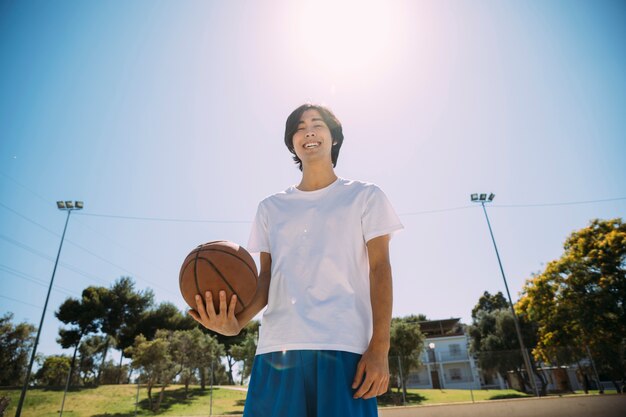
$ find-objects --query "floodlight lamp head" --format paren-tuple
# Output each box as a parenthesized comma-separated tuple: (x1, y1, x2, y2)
(65, 201, 74, 209)
(75, 201, 84, 209)
(471, 194, 478, 202)
(479, 194, 487, 201)
(57, 201, 66, 209)
(488, 193, 495, 202)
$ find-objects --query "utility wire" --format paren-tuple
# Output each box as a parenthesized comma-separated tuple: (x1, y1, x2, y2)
(0, 170, 51, 206)
(75, 212, 252, 224)
(0, 202, 60, 236)
(0, 233, 111, 287)
(492, 197, 626, 208)
(71, 215, 169, 277)
(79, 197, 626, 221)
(0, 172, 170, 289)
(0, 294, 43, 310)
(399, 205, 473, 216)
(0, 202, 171, 293)
(0, 263, 80, 297)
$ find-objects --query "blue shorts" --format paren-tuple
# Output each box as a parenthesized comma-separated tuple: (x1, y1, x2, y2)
(243, 350, 378, 417)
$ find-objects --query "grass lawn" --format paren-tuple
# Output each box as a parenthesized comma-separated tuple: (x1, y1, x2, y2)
(378, 388, 531, 406)
(1, 385, 616, 416)
(1, 384, 247, 417)
(379, 388, 617, 407)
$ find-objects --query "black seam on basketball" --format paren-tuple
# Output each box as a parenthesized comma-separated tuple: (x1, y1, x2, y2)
(198, 248, 257, 277)
(193, 250, 202, 300)
(196, 257, 249, 309)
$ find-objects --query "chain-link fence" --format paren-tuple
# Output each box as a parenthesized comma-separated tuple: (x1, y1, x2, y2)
(384, 345, 624, 406)
(5, 346, 622, 415)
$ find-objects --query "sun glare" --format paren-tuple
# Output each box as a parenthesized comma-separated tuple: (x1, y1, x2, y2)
(288, 0, 407, 80)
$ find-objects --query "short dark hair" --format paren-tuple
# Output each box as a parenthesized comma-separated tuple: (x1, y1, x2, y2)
(284, 104, 344, 171)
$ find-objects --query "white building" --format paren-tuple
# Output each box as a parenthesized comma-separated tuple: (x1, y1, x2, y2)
(405, 318, 504, 390)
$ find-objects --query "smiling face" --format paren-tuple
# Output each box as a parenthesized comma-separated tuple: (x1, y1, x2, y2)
(291, 109, 335, 169)
(284, 104, 344, 171)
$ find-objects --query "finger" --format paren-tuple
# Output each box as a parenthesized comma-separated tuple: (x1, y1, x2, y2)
(204, 291, 217, 319)
(353, 376, 374, 399)
(228, 294, 238, 319)
(365, 378, 385, 399)
(352, 360, 366, 389)
(188, 309, 201, 323)
(378, 374, 390, 396)
(218, 291, 227, 316)
(363, 375, 386, 399)
(195, 294, 210, 322)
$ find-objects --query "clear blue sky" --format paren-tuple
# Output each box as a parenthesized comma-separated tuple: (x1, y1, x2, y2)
(1, 0, 625, 359)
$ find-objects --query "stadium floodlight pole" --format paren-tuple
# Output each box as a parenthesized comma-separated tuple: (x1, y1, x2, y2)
(470, 193, 539, 397)
(15, 201, 84, 417)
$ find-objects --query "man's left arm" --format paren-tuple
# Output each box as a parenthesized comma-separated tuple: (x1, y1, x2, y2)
(352, 234, 392, 399)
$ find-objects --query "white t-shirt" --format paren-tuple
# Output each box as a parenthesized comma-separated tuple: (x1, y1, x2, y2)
(247, 177, 403, 355)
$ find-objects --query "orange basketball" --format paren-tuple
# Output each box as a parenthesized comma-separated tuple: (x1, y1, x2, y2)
(179, 241, 258, 315)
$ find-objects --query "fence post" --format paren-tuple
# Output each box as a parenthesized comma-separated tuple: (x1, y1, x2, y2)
(134, 380, 140, 417)
(585, 344, 604, 394)
(397, 356, 406, 405)
(209, 360, 214, 416)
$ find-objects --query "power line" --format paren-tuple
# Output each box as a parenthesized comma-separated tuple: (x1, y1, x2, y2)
(0, 233, 55, 262)
(0, 173, 168, 285)
(0, 233, 111, 287)
(75, 212, 252, 224)
(71, 215, 169, 276)
(399, 197, 626, 217)
(492, 197, 626, 208)
(79, 197, 626, 221)
(0, 170, 51, 206)
(399, 205, 473, 216)
(0, 202, 60, 236)
(0, 201, 171, 293)
(0, 263, 80, 297)
(0, 294, 43, 310)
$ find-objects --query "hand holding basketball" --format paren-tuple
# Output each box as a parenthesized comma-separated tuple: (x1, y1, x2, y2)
(179, 240, 258, 336)
(189, 290, 242, 336)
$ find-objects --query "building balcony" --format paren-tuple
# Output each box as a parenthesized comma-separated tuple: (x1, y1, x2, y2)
(423, 351, 470, 363)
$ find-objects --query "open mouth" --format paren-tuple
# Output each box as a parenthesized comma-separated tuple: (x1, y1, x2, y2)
(304, 141, 321, 149)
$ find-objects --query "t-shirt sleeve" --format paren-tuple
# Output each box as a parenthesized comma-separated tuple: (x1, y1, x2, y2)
(362, 185, 404, 243)
(247, 201, 270, 254)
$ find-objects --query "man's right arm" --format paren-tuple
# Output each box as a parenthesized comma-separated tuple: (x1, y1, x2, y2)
(189, 252, 272, 336)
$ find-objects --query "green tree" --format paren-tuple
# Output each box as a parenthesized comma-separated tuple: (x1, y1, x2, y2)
(98, 277, 153, 384)
(469, 305, 547, 394)
(126, 331, 177, 412)
(77, 335, 108, 386)
(169, 328, 204, 396)
(0, 313, 36, 386)
(230, 321, 260, 385)
(198, 331, 226, 389)
(518, 218, 626, 392)
(389, 316, 425, 399)
(118, 302, 196, 351)
(56, 288, 103, 387)
(212, 322, 260, 385)
(471, 291, 508, 321)
(35, 355, 71, 386)
(99, 360, 131, 384)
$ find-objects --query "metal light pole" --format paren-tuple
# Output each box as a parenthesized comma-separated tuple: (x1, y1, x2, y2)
(470, 193, 539, 397)
(15, 201, 83, 417)
(428, 342, 441, 390)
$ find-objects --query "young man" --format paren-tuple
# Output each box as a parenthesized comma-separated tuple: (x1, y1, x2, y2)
(190, 104, 403, 417)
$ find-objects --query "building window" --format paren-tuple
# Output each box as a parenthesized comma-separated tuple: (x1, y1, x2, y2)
(449, 368, 462, 381)
(449, 344, 462, 357)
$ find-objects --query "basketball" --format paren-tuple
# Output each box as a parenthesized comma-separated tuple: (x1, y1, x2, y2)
(179, 240, 258, 315)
